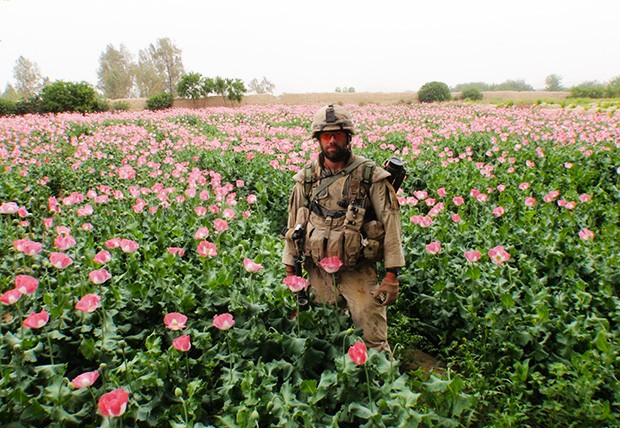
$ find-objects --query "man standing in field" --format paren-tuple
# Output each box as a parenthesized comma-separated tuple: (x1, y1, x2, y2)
(282, 104, 406, 352)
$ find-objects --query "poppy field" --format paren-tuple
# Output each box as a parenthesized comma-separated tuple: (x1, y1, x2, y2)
(1, 103, 619, 427)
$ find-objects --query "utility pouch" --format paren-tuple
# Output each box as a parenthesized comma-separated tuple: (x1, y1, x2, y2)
(343, 204, 365, 266)
(362, 220, 385, 261)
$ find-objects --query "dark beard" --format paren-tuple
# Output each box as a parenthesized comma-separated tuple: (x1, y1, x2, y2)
(322, 146, 350, 163)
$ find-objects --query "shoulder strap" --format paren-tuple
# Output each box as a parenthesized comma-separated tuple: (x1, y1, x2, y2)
(303, 163, 314, 206)
(361, 162, 375, 196)
(311, 158, 370, 200)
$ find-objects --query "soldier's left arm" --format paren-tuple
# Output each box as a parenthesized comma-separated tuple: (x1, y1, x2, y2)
(368, 175, 406, 270)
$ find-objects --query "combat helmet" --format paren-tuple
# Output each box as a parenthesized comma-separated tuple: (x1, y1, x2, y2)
(310, 104, 356, 138)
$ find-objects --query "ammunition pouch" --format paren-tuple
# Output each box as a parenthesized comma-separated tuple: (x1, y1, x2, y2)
(306, 203, 370, 267)
(362, 220, 385, 261)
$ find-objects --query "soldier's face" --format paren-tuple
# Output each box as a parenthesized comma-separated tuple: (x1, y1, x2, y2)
(319, 131, 349, 162)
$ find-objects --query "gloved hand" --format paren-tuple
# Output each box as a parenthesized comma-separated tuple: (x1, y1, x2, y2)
(372, 272, 399, 305)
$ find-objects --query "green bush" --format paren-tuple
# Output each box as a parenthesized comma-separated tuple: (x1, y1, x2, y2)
(461, 88, 483, 101)
(112, 101, 130, 111)
(0, 98, 17, 116)
(570, 81, 606, 99)
(418, 81, 451, 103)
(146, 92, 174, 110)
(14, 96, 42, 115)
(39, 81, 108, 113)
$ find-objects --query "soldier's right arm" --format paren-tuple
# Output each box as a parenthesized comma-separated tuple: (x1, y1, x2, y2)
(281, 182, 307, 266)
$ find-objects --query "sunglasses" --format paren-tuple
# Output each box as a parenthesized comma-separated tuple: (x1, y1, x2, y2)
(319, 131, 348, 143)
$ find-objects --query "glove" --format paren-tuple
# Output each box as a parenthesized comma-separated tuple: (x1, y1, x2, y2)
(372, 271, 399, 306)
(285, 265, 295, 277)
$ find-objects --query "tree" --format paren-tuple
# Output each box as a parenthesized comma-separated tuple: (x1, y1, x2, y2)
(494, 79, 534, 91)
(545, 74, 563, 91)
(177, 72, 205, 100)
(1, 84, 19, 101)
(247, 76, 275, 94)
(13, 56, 45, 98)
(606, 76, 620, 98)
(227, 79, 246, 103)
(140, 38, 184, 96)
(97, 44, 136, 99)
(135, 49, 165, 98)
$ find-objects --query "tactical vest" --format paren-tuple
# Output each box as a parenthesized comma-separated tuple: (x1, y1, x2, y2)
(301, 158, 385, 267)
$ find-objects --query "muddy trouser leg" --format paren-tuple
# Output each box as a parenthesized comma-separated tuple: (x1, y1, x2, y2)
(307, 262, 390, 352)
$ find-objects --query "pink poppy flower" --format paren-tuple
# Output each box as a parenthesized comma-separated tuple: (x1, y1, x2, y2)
(213, 218, 229, 233)
(16, 239, 43, 256)
(213, 313, 235, 330)
(452, 196, 465, 206)
(89, 268, 111, 285)
(49, 252, 73, 269)
(1, 288, 22, 305)
(194, 206, 207, 216)
(222, 208, 236, 220)
(476, 193, 488, 203)
(173, 335, 191, 352)
(23, 309, 49, 329)
(348, 341, 368, 365)
(426, 241, 442, 255)
(243, 210, 251, 218)
(117, 164, 136, 180)
(43, 217, 54, 228)
(492, 206, 505, 217)
(194, 227, 210, 239)
(119, 239, 139, 253)
(524, 197, 536, 207)
(167, 247, 185, 256)
(319, 256, 343, 273)
(209, 204, 220, 214)
(519, 182, 530, 190)
(451, 213, 462, 223)
(164, 312, 188, 330)
(54, 234, 76, 251)
(105, 238, 121, 249)
(197, 241, 218, 257)
(283, 276, 307, 293)
(437, 188, 447, 197)
(71, 370, 99, 389)
(75, 294, 102, 313)
(77, 205, 94, 217)
(413, 190, 428, 200)
(579, 194, 591, 203)
(579, 228, 594, 241)
(82, 223, 94, 231)
(199, 190, 210, 201)
(464, 250, 481, 263)
(93, 250, 112, 265)
(15, 275, 39, 295)
(488, 245, 511, 266)
(98, 388, 129, 418)
(0, 201, 19, 214)
(243, 258, 264, 273)
(247, 194, 257, 204)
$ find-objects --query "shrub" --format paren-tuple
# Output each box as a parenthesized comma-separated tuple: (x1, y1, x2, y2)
(112, 101, 130, 111)
(146, 92, 174, 110)
(570, 81, 606, 99)
(39, 81, 108, 113)
(418, 81, 451, 103)
(14, 96, 42, 115)
(0, 98, 17, 116)
(461, 88, 483, 101)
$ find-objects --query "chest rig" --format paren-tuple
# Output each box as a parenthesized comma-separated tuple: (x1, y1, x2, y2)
(302, 158, 376, 267)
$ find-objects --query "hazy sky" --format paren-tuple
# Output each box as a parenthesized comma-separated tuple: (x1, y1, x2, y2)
(1, 0, 619, 95)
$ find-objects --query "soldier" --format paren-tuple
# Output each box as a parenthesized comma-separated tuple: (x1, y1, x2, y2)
(282, 104, 406, 352)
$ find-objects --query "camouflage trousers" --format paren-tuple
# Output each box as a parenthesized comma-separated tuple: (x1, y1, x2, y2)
(306, 262, 390, 352)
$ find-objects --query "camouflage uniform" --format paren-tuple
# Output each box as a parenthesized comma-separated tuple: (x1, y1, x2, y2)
(282, 152, 405, 351)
